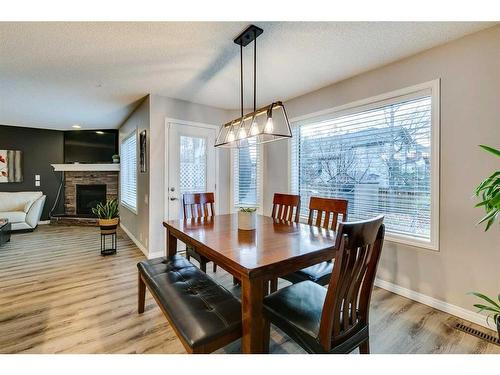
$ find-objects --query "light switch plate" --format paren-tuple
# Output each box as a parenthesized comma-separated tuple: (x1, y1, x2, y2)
(35, 175, 40, 181)
(35, 181, 40, 187)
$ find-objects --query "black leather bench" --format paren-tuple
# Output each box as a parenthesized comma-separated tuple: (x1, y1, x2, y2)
(137, 255, 242, 353)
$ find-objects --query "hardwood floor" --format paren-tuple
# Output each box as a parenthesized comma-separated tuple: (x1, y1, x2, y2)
(0, 225, 498, 354)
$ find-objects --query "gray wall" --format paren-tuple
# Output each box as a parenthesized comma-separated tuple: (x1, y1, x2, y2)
(0, 124, 64, 220)
(148, 94, 233, 257)
(264, 26, 500, 313)
(119, 96, 150, 252)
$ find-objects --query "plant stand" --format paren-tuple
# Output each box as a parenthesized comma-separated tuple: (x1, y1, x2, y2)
(100, 229, 117, 256)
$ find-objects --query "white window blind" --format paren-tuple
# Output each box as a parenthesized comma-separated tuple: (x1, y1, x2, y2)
(233, 138, 261, 208)
(120, 132, 137, 212)
(291, 90, 437, 247)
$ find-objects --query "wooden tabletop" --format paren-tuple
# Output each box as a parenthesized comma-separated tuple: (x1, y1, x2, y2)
(163, 213, 337, 279)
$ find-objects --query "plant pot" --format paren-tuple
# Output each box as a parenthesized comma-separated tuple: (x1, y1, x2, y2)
(99, 217, 119, 232)
(112, 158, 120, 164)
(238, 211, 256, 231)
(497, 316, 500, 341)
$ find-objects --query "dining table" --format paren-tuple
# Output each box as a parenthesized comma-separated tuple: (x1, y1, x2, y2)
(162, 213, 338, 353)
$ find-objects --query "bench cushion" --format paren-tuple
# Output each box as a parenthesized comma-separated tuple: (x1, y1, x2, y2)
(137, 255, 241, 350)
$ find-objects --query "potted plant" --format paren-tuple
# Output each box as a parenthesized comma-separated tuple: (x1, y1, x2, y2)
(469, 292, 500, 339)
(238, 207, 257, 230)
(92, 198, 119, 232)
(112, 154, 120, 163)
(472, 144, 499, 339)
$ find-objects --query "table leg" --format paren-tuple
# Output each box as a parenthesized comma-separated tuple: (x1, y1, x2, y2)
(241, 276, 270, 353)
(166, 227, 178, 257)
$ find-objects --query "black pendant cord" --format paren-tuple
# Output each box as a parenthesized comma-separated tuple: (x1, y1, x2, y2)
(253, 29, 257, 112)
(240, 44, 244, 118)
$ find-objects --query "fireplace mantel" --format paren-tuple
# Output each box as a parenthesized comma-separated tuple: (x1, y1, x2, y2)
(51, 163, 120, 172)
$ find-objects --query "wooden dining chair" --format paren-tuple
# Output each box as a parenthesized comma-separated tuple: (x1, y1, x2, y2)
(267, 193, 301, 291)
(183, 192, 217, 273)
(271, 193, 300, 222)
(281, 197, 348, 286)
(264, 215, 385, 354)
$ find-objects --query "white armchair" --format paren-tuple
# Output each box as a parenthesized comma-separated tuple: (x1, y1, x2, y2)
(0, 191, 47, 231)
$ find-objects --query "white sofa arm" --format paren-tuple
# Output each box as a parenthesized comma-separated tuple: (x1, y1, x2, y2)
(26, 195, 46, 229)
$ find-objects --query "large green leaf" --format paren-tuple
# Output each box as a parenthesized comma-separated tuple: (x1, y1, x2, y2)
(479, 144, 500, 157)
(473, 304, 500, 313)
(484, 215, 497, 231)
(474, 145, 500, 231)
(470, 292, 500, 309)
(477, 209, 497, 225)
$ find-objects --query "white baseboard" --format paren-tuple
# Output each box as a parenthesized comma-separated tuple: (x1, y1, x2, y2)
(119, 223, 148, 258)
(375, 278, 492, 331)
(38, 220, 51, 225)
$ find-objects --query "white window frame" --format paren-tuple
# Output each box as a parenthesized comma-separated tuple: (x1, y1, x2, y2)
(289, 79, 440, 251)
(120, 130, 138, 214)
(230, 143, 264, 214)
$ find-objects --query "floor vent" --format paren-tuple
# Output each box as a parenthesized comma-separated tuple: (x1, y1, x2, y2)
(454, 323, 500, 345)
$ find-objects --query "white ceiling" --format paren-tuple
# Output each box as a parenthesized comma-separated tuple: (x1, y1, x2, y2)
(0, 22, 496, 130)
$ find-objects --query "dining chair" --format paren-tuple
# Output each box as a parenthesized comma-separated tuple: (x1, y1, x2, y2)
(183, 192, 217, 273)
(234, 193, 301, 289)
(263, 215, 385, 354)
(267, 193, 301, 291)
(281, 197, 348, 286)
(271, 193, 300, 222)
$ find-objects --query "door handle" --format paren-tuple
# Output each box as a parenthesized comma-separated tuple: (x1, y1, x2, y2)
(170, 197, 178, 201)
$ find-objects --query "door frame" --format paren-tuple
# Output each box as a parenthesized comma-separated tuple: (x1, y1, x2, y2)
(164, 118, 221, 221)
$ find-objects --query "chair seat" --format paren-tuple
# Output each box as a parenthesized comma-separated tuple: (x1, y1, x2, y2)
(264, 280, 367, 354)
(264, 280, 328, 352)
(282, 261, 333, 285)
(186, 245, 208, 262)
(137, 255, 241, 350)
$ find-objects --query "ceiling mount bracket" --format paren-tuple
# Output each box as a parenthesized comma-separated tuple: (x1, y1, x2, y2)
(234, 25, 263, 47)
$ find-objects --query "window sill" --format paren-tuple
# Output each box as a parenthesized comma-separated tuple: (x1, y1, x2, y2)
(298, 215, 438, 251)
(120, 201, 138, 215)
(385, 233, 439, 252)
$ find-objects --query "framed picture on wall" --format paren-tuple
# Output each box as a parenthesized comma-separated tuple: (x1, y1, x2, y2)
(139, 130, 147, 173)
(0, 150, 23, 183)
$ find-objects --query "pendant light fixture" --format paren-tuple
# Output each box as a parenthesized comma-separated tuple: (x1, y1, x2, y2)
(215, 25, 292, 148)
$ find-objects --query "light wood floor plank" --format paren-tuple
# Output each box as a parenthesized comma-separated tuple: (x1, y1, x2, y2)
(0, 225, 498, 354)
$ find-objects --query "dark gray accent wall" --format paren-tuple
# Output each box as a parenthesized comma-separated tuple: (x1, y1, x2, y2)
(0, 125, 64, 220)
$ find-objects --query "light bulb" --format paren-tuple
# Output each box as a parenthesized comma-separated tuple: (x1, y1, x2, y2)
(264, 117, 274, 133)
(227, 129, 235, 142)
(250, 119, 259, 135)
(238, 127, 247, 139)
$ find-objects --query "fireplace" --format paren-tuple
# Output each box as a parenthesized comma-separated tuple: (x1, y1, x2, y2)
(76, 184, 106, 216)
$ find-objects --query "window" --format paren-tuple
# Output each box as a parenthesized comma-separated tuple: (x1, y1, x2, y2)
(232, 137, 262, 210)
(179, 136, 207, 196)
(291, 81, 439, 249)
(120, 131, 137, 212)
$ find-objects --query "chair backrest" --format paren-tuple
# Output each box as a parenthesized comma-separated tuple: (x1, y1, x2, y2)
(318, 215, 385, 351)
(308, 197, 348, 231)
(182, 192, 215, 219)
(271, 193, 300, 223)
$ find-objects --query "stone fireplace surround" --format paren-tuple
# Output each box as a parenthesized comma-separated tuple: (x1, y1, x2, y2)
(64, 171, 118, 215)
(50, 164, 119, 225)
